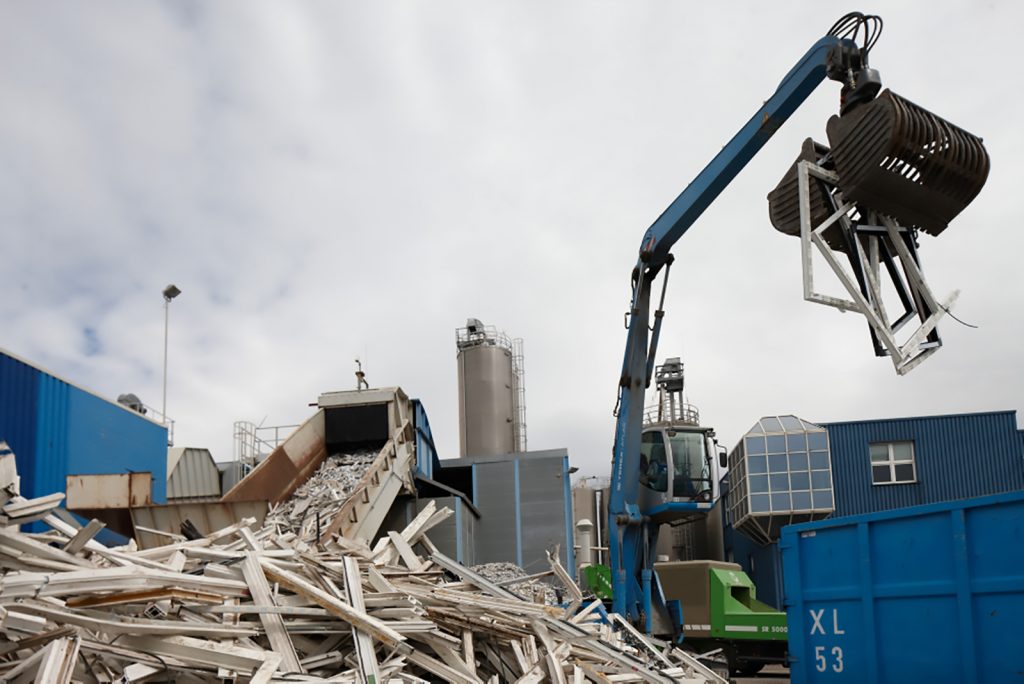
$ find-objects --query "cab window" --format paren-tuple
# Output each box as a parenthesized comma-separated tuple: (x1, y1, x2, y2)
(669, 430, 711, 499)
(639, 431, 668, 492)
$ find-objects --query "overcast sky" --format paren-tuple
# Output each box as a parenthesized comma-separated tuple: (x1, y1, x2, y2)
(2, 1, 1020, 478)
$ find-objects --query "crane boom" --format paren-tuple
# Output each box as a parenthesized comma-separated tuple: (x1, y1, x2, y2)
(608, 33, 852, 623)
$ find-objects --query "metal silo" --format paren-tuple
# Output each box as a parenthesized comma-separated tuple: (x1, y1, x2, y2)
(456, 318, 526, 457)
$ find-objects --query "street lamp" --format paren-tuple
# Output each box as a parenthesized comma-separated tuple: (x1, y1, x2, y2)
(162, 284, 181, 424)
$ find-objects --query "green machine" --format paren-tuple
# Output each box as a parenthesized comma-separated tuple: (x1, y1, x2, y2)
(579, 564, 613, 601)
(655, 560, 787, 676)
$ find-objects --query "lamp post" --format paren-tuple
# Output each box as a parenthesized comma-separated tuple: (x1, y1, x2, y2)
(162, 284, 181, 424)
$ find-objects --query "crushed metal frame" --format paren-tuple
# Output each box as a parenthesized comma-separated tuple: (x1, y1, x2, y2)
(797, 159, 958, 375)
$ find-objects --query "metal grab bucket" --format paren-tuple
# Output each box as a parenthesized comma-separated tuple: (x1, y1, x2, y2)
(766, 138, 848, 251)
(826, 89, 990, 236)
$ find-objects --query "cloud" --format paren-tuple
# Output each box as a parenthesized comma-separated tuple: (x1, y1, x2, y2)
(1, 1, 1020, 478)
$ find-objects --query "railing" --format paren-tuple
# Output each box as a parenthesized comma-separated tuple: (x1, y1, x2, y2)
(233, 421, 300, 466)
(119, 399, 175, 446)
(642, 399, 700, 427)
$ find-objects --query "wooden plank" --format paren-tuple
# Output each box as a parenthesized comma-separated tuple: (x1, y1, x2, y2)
(388, 531, 424, 571)
(0, 626, 75, 658)
(570, 598, 604, 624)
(547, 548, 583, 603)
(61, 518, 105, 555)
(609, 613, 673, 668)
(510, 640, 531, 675)
(405, 648, 483, 684)
(9, 600, 258, 639)
(372, 501, 448, 567)
(33, 635, 79, 684)
(462, 629, 477, 678)
(259, 557, 408, 652)
(240, 552, 303, 674)
(65, 587, 224, 609)
(117, 635, 283, 676)
(342, 555, 383, 684)
(0, 528, 94, 569)
(0, 565, 248, 600)
(2, 492, 65, 517)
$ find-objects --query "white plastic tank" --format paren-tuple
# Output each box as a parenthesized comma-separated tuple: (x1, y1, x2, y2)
(456, 318, 523, 457)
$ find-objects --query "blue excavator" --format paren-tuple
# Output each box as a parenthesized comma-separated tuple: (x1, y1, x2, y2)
(605, 10, 989, 675)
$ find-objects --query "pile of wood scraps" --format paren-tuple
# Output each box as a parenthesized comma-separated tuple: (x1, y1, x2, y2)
(1, 482, 722, 682)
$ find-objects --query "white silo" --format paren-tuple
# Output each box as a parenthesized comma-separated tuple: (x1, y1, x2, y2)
(456, 318, 527, 457)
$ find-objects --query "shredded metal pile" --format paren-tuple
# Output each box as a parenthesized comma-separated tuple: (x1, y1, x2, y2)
(471, 562, 560, 605)
(266, 448, 378, 537)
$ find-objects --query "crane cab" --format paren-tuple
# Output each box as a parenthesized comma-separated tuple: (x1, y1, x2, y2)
(638, 424, 718, 524)
(636, 358, 722, 524)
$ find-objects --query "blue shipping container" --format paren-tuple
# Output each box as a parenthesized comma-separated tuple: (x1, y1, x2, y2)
(781, 490, 1024, 684)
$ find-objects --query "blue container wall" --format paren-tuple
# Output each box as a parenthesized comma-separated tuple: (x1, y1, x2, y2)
(824, 412, 1024, 518)
(781, 490, 1024, 684)
(0, 351, 168, 502)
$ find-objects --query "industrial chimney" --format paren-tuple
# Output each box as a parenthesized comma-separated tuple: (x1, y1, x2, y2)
(455, 318, 527, 457)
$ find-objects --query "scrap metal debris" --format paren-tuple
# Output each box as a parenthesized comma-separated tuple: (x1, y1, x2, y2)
(266, 448, 378, 537)
(0, 460, 723, 683)
(471, 562, 560, 606)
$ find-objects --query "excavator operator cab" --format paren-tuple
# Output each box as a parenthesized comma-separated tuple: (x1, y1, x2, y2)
(639, 425, 714, 497)
(638, 358, 719, 523)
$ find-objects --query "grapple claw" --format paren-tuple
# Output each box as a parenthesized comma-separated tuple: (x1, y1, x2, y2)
(767, 138, 847, 251)
(826, 89, 990, 236)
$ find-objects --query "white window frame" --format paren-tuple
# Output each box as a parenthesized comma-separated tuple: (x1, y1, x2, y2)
(869, 441, 917, 485)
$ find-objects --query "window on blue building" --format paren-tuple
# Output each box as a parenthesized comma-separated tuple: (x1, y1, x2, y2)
(870, 441, 917, 485)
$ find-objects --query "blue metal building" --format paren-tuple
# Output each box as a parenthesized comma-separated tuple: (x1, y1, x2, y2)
(0, 348, 169, 504)
(823, 410, 1024, 517)
(721, 475, 787, 609)
(722, 410, 1024, 609)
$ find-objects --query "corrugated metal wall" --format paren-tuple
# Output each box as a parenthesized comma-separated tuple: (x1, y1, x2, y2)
(0, 349, 169, 503)
(0, 352, 40, 495)
(468, 450, 573, 572)
(473, 460, 517, 564)
(519, 457, 571, 574)
(824, 411, 1024, 517)
(167, 447, 221, 500)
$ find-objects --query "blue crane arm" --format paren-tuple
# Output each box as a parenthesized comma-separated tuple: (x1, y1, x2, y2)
(640, 36, 842, 268)
(608, 35, 846, 623)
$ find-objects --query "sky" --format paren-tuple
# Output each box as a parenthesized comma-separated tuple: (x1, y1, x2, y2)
(2, 1, 1020, 479)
